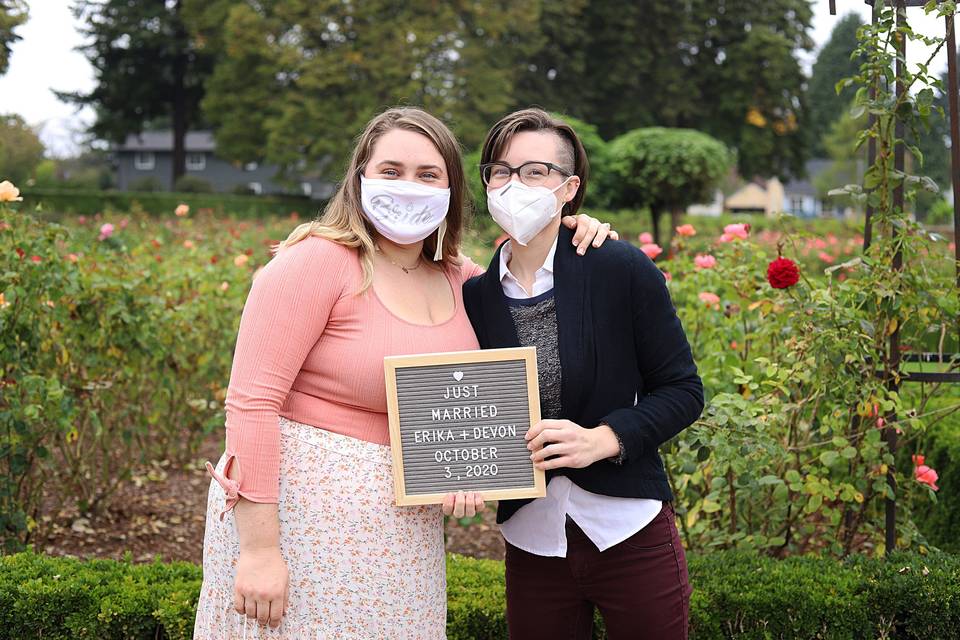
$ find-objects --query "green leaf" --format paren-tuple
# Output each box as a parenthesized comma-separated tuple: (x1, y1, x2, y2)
(820, 451, 840, 466)
(702, 500, 722, 514)
(805, 494, 824, 513)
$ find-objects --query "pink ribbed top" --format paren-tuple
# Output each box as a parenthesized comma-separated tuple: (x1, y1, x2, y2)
(205, 235, 483, 517)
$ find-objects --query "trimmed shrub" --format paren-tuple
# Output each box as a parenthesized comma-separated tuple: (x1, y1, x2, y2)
(1, 550, 958, 639)
(20, 188, 315, 219)
(606, 127, 732, 245)
(128, 177, 164, 192)
(172, 176, 214, 193)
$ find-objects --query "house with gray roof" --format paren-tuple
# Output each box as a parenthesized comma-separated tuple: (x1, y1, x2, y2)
(782, 158, 861, 219)
(112, 131, 334, 200)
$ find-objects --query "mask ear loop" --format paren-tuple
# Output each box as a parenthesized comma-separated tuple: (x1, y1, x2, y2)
(552, 176, 575, 217)
(433, 219, 447, 261)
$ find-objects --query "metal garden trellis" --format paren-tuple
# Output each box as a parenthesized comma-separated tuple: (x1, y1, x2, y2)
(829, 0, 960, 553)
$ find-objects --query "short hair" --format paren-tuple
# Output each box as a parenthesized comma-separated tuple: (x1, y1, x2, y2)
(480, 108, 589, 217)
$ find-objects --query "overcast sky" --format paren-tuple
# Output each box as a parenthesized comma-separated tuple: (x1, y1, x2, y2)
(0, 1, 952, 157)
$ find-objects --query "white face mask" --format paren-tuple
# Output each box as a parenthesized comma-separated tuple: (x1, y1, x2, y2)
(486, 178, 571, 246)
(360, 175, 450, 247)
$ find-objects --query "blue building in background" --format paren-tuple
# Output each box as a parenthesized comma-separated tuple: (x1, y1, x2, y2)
(112, 131, 334, 200)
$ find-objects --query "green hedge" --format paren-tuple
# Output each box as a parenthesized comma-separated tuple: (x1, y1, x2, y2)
(2, 550, 958, 639)
(20, 188, 319, 218)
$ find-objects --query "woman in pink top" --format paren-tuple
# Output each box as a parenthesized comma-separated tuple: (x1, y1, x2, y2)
(191, 107, 613, 640)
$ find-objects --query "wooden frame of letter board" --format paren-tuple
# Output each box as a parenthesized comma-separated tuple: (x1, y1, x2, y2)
(384, 347, 546, 506)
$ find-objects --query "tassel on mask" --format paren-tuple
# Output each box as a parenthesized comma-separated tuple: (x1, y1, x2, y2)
(433, 219, 447, 261)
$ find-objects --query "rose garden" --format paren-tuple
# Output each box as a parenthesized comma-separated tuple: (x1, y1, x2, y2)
(2, 2, 960, 639)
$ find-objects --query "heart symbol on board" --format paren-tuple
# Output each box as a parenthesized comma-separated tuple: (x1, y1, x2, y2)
(453, 371, 464, 382)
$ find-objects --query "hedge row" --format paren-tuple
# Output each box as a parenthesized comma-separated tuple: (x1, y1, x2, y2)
(20, 188, 319, 218)
(1, 549, 958, 639)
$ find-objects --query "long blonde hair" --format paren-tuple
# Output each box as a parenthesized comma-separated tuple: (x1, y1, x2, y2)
(278, 107, 469, 291)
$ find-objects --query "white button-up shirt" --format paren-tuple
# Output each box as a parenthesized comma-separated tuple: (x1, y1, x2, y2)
(498, 239, 663, 557)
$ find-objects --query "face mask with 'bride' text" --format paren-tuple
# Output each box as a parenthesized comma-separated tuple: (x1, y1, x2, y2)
(360, 175, 450, 246)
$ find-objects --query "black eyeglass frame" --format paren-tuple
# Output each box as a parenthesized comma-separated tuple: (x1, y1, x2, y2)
(479, 160, 573, 186)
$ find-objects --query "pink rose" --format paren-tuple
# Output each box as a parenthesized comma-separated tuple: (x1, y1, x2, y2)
(912, 454, 939, 491)
(98, 223, 114, 241)
(694, 254, 717, 269)
(639, 232, 654, 244)
(698, 291, 720, 307)
(640, 243, 663, 260)
(676, 224, 696, 237)
(722, 223, 749, 240)
(175, 204, 190, 217)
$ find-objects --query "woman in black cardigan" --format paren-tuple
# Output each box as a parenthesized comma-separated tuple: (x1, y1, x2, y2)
(463, 109, 704, 639)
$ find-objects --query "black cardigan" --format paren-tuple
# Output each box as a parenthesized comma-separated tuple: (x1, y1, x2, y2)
(462, 225, 705, 524)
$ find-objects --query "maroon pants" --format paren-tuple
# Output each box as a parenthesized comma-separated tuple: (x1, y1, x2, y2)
(504, 503, 691, 640)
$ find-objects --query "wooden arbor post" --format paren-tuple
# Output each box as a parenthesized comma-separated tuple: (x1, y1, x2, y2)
(829, 0, 960, 554)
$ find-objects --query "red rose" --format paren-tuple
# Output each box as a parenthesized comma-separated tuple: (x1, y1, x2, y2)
(767, 257, 800, 289)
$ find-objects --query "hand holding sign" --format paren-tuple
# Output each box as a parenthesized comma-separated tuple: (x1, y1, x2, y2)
(384, 347, 545, 506)
(440, 490, 486, 518)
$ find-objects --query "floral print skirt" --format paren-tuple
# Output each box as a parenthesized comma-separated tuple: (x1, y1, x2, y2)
(193, 416, 447, 639)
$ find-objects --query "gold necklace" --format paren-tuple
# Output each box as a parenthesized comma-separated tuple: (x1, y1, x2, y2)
(375, 244, 422, 273)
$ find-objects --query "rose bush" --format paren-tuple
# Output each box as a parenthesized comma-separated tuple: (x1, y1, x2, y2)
(0, 190, 299, 549)
(657, 214, 956, 556)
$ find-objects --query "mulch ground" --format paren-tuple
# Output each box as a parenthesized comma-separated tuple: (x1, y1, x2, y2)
(34, 434, 505, 564)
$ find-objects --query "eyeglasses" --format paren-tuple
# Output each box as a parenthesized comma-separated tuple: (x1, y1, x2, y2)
(480, 161, 572, 189)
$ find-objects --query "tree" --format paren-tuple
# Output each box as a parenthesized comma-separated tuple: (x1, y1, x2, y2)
(807, 13, 866, 157)
(0, 0, 27, 76)
(513, 1, 704, 136)
(553, 113, 613, 210)
(193, 0, 543, 181)
(912, 50, 956, 201)
(813, 102, 866, 209)
(684, 0, 813, 181)
(0, 114, 44, 184)
(60, 1, 213, 189)
(511, 2, 589, 117)
(607, 127, 732, 247)
(512, 0, 813, 181)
